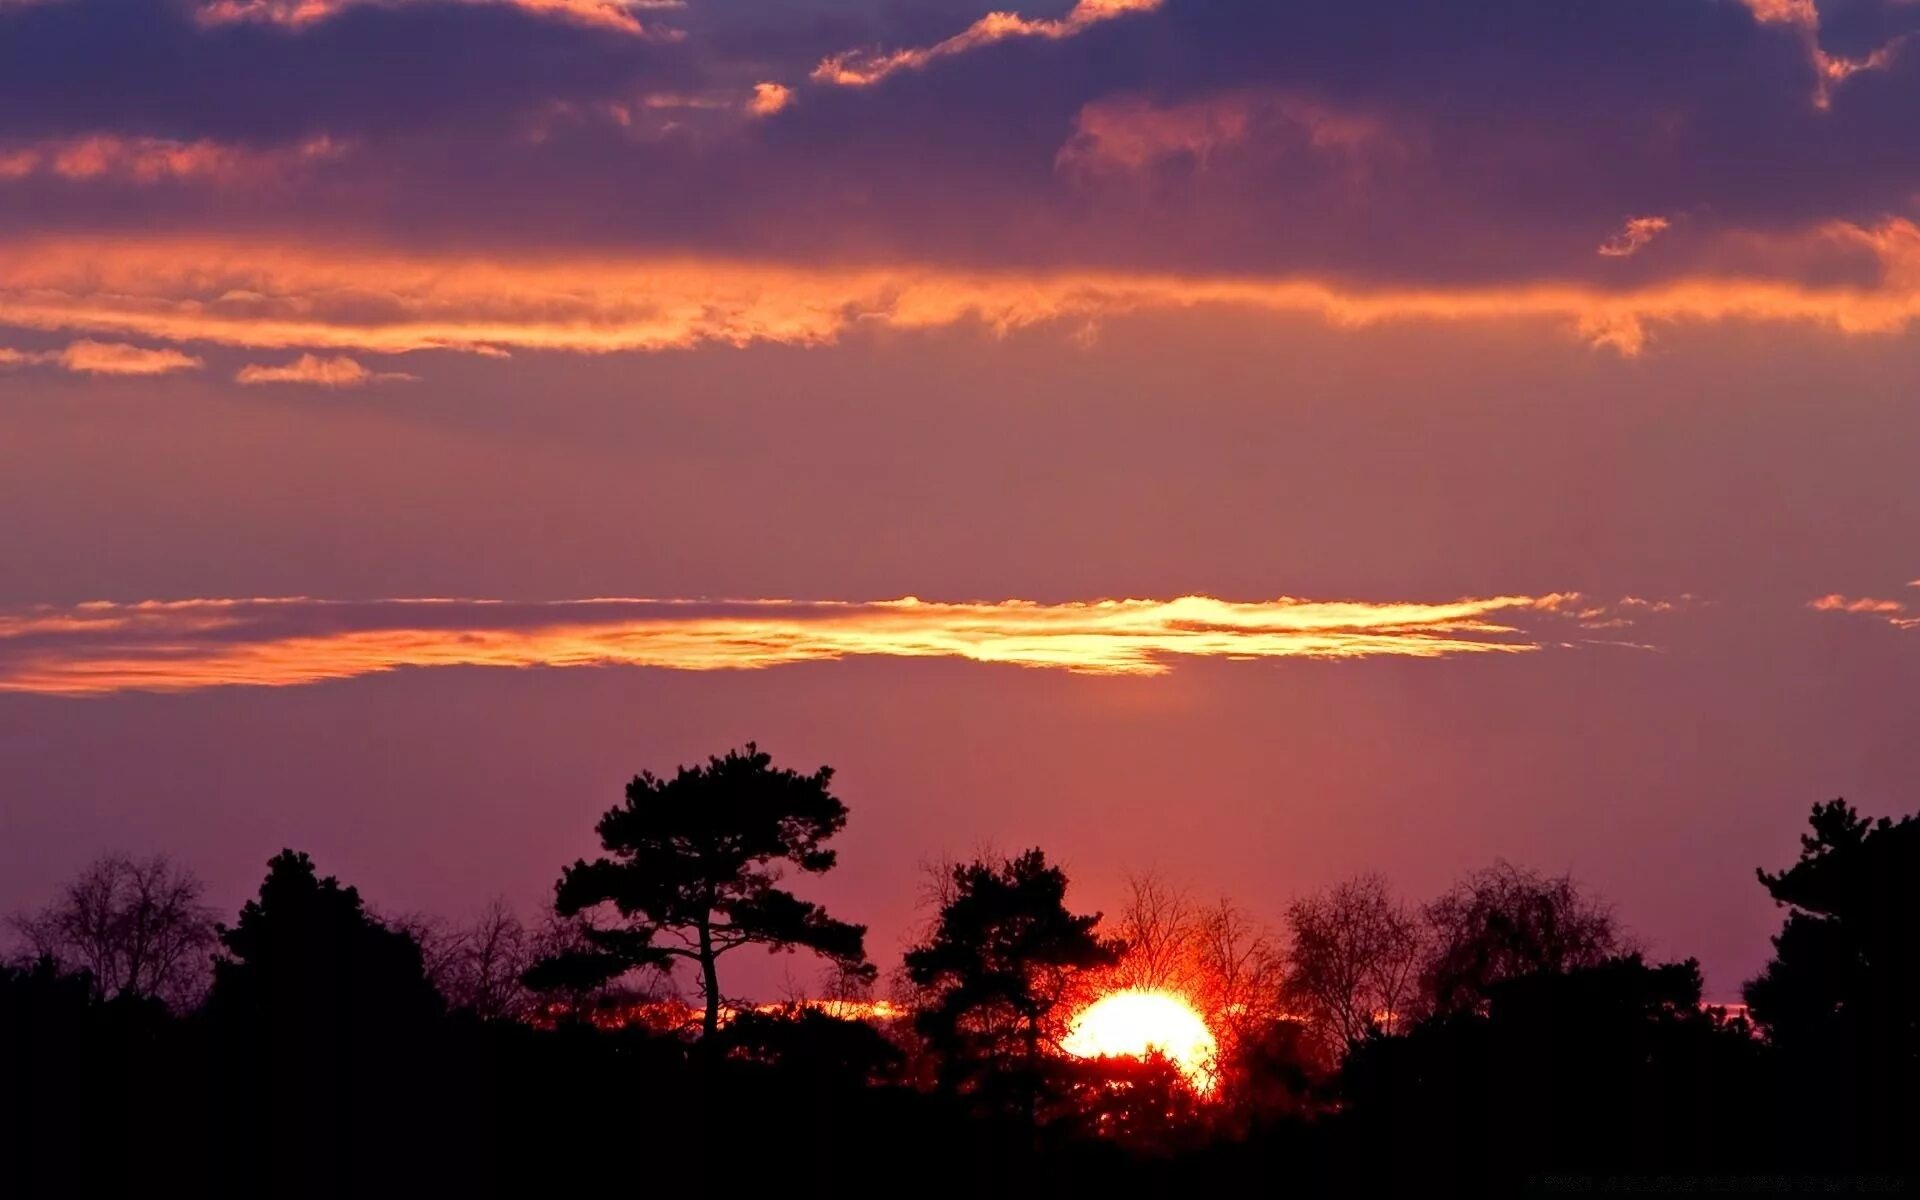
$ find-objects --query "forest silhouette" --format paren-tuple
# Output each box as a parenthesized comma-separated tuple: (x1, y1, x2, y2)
(3, 746, 1915, 1197)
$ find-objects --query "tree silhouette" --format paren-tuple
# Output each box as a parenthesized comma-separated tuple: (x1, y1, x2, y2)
(1421, 860, 1621, 1014)
(201, 850, 446, 1195)
(207, 849, 443, 1030)
(904, 849, 1121, 1125)
(1745, 799, 1919, 1167)
(1342, 954, 1767, 1189)
(543, 744, 873, 1037)
(1285, 873, 1425, 1061)
(10, 853, 216, 1009)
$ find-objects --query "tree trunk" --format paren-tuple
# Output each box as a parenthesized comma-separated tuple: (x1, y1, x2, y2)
(698, 921, 721, 1039)
(1024, 1014, 1041, 1131)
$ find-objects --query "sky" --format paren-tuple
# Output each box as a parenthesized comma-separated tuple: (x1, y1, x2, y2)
(3, 0, 1919, 1000)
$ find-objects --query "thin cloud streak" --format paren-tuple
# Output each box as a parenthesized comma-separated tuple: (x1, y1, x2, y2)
(0, 592, 1660, 696)
(0, 134, 345, 186)
(194, 0, 682, 36)
(813, 0, 1161, 87)
(235, 353, 418, 386)
(9, 227, 1920, 362)
(0, 339, 204, 376)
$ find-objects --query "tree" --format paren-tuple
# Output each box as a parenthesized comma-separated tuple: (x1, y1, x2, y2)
(201, 851, 450, 1195)
(1421, 860, 1621, 1014)
(543, 744, 874, 1038)
(390, 897, 541, 1020)
(10, 853, 217, 1009)
(1285, 873, 1425, 1061)
(1744, 799, 1918, 1166)
(1109, 872, 1202, 995)
(206, 849, 443, 1030)
(1341, 954, 1767, 1190)
(903, 849, 1121, 1124)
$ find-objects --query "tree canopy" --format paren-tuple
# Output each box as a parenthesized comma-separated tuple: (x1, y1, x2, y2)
(905, 849, 1121, 1122)
(544, 744, 873, 1036)
(1745, 799, 1919, 1165)
(1421, 860, 1622, 1013)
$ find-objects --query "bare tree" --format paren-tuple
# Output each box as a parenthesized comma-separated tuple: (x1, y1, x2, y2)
(380, 909, 468, 998)
(1193, 898, 1288, 1042)
(381, 898, 550, 1020)
(1110, 872, 1201, 993)
(10, 853, 217, 1009)
(450, 897, 536, 1019)
(1285, 873, 1426, 1060)
(1421, 860, 1623, 1013)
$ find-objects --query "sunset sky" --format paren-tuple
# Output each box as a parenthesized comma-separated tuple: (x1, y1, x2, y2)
(4, 0, 1919, 998)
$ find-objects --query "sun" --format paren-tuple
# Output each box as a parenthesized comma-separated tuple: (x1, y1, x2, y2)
(1061, 988, 1219, 1090)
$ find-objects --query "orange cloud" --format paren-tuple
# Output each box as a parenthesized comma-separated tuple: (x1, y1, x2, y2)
(0, 592, 1666, 696)
(7, 221, 1920, 361)
(814, 0, 1161, 87)
(1598, 215, 1672, 258)
(1809, 591, 1919, 629)
(195, 0, 680, 35)
(235, 353, 418, 386)
(0, 134, 345, 187)
(0, 340, 204, 376)
(748, 82, 793, 118)
(57, 340, 204, 376)
(1740, 0, 1905, 108)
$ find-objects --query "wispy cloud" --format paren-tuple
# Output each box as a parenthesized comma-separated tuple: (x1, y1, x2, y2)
(58, 340, 205, 375)
(0, 339, 204, 376)
(0, 134, 345, 186)
(1740, 0, 1907, 108)
(1598, 216, 1672, 259)
(0, 592, 1670, 696)
(235, 353, 418, 386)
(813, 0, 1161, 87)
(1809, 586, 1920, 630)
(195, 0, 682, 36)
(1055, 90, 1390, 178)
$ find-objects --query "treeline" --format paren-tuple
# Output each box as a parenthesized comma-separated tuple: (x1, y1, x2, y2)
(2, 745, 1915, 1196)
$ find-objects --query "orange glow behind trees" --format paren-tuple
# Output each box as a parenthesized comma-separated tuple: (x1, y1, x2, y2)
(1063, 989, 1220, 1091)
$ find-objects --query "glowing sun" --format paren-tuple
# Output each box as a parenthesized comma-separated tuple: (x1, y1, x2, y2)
(1062, 989, 1218, 1089)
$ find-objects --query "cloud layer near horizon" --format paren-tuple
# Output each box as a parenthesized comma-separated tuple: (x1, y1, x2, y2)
(7, 226, 1920, 360)
(0, 592, 1671, 696)
(6, 0, 1920, 360)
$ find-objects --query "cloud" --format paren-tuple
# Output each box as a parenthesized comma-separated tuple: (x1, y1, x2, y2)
(0, 338, 204, 375)
(8, 224, 1920, 361)
(0, 133, 345, 186)
(0, 591, 1671, 696)
(56, 339, 205, 375)
(1598, 216, 1672, 258)
(1809, 589, 1919, 629)
(747, 81, 792, 118)
(234, 353, 418, 386)
(0, 0, 702, 146)
(812, 0, 1162, 87)
(1740, 0, 1907, 107)
(8, 0, 1920, 321)
(194, 0, 683, 36)
(1055, 89, 1389, 177)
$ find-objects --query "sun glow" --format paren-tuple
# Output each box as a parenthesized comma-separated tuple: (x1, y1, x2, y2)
(1062, 989, 1218, 1090)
